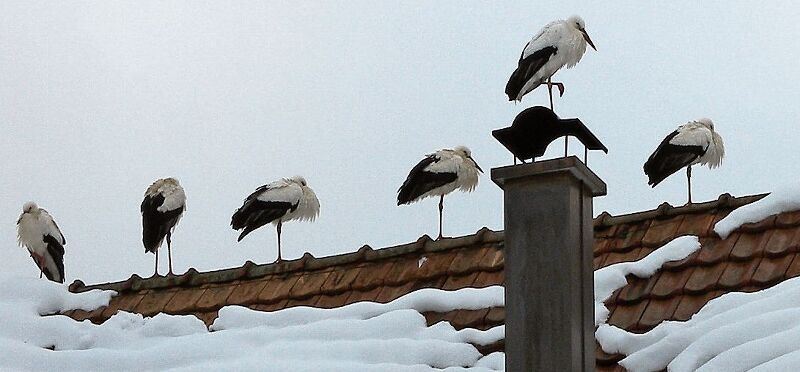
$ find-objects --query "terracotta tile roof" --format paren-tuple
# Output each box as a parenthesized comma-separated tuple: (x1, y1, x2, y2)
(66, 192, 800, 371)
(67, 228, 505, 335)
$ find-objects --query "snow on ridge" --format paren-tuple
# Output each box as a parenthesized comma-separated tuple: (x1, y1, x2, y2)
(715, 185, 800, 239)
(596, 264, 800, 372)
(594, 235, 701, 326)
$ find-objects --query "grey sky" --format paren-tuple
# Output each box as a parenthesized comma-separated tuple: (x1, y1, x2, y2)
(2, 1, 799, 284)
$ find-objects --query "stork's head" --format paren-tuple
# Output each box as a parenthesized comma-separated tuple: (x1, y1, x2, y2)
(697, 118, 715, 131)
(453, 146, 483, 173)
(289, 175, 308, 187)
(567, 15, 596, 51)
(22, 201, 38, 213)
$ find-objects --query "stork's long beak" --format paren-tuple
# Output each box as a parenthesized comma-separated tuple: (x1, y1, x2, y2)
(581, 29, 597, 51)
(469, 156, 484, 173)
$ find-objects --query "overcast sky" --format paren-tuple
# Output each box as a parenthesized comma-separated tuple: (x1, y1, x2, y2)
(2, 1, 799, 284)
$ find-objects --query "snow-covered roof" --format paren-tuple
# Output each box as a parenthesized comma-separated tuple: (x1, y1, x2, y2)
(44, 191, 800, 371)
(594, 188, 800, 371)
(1, 276, 504, 371)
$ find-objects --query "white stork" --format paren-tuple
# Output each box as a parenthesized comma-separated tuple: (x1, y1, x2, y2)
(397, 146, 482, 240)
(17, 202, 66, 283)
(644, 118, 725, 204)
(506, 15, 597, 108)
(141, 177, 186, 276)
(231, 176, 320, 263)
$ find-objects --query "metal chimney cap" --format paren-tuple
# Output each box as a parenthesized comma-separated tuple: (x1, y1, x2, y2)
(492, 106, 608, 162)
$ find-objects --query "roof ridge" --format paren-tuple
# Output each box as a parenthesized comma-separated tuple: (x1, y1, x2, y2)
(69, 227, 504, 294)
(593, 192, 768, 228)
(70, 192, 769, 294)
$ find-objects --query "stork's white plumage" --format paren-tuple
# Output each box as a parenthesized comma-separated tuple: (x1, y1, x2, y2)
(141, 177, 186, 276)
(397, 146, 483, 239)
(17, 202, 66, 283)
(231, 176, 320, 262)
(506, 15, 596, 107)
(644, 118, 725, 204)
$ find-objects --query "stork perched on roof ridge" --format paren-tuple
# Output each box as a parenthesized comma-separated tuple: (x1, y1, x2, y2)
(231, 176, 320, 263)
(505, 15, 596, 109)
(398, 146, 482, 240)
(17, 201, 66, 283)
(644, 118, 725, 204)
(141, 177, 186, 277)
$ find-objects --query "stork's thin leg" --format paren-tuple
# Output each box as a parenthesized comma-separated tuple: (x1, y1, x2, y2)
(687, 165, 693, 205)
(38, 255, 44, 279)
(437, 195, 444, 240)
(154, 248, 159, 277)
(547, 76, 569, 157)
(275, 221, 283, 263)
(167, 232, 173, 276)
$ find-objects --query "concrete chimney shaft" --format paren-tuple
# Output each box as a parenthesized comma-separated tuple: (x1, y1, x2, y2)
(492, 156, 607, 372)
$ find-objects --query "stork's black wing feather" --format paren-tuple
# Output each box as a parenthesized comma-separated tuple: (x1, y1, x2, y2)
(141, 194, 184, 253)
(643, 131, 707, 187)
(397, 155, 458, 205)
(231, 197, 297, 242)
(41, 235, 65, 283)
(505, 45, 557, 101)
(50, 219, 66, 245)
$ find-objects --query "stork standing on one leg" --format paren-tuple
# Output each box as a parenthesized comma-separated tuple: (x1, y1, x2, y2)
(17, 202, 66, 283)
(141, 177, 186, 277)
(644, 118, 725, 204)
(231, 176, 320, 263)
(505, 15, 597, 156)
(397, 146, 482, 240)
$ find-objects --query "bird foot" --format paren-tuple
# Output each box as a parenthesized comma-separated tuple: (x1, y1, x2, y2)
(552, 82, 565, 96)
(436, 234, 444, 240)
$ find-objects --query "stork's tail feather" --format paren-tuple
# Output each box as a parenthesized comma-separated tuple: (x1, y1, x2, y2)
(231, 204, 251, 231)
(237, 227, 255, 242)
(41, 236, 65, 283)
(397, 193, 412, 206)
(504, 67, 525, 101)
(644, 162, 668, 188)
(142, 224, 167, 254)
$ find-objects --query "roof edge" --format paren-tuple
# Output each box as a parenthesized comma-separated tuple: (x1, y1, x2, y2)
(593, 192, 768, 228)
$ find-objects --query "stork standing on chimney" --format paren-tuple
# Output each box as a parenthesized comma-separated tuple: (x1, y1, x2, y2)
(397, 146, 482, 240)
(506, 15, 597, 157)
(644, 118, 725, 204)
(505, 15, 597, 107)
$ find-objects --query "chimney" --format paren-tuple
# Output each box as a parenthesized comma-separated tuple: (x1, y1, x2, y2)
(492, 156, 606, 372)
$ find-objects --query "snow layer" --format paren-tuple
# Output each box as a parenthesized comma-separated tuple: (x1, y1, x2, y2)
(212, 286, 503, 330)
(596, 264, 800, 372)
(715, 185, 800, 239)
(594, 236, 701, 325)
(0, 275, 503, 371)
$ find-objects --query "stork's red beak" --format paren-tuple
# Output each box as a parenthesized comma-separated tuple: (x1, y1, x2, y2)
(582, 29, 597, 51)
